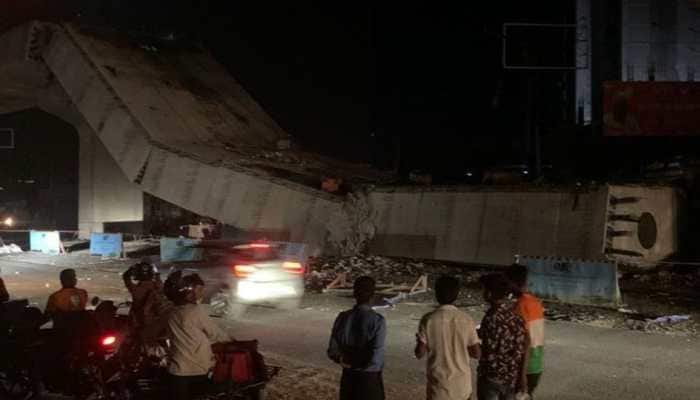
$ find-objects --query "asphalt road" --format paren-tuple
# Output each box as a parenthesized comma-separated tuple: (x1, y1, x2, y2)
(2, 254, 700, 399)
(228, 302, 700, 400)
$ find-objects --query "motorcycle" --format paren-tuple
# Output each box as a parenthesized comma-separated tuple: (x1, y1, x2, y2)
(2, 296, 279, 400)
(0, 298, 131, 400)
(0, 299, 37, 399)
(123, 339, 279, 400)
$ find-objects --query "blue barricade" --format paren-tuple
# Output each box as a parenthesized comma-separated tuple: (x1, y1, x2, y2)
(89, 233, 123, 257)
(29, 231, 61, 254)
(517, 256, 621, 306)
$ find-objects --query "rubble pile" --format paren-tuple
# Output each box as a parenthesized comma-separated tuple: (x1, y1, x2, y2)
(250, 150, 302, 165)
(305, 255, 484, 291)
(623, 269, 700, 290)
(624, 316, 697, 335)
(544, 304, 619, 325)
(542, 300, 699, 336)
(0, 243, 22, 255)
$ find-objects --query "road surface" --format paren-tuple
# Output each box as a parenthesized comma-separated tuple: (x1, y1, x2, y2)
(1, 254, 699, 399)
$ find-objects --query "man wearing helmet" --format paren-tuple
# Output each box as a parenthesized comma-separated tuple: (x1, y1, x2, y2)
(123, 262, 171, 331)
(164, 271, 232, 400)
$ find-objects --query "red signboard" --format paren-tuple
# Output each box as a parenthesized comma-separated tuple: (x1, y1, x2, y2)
(603, 82, 700, 136)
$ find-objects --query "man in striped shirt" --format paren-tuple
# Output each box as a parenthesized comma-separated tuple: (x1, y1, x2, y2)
(508, 264, 545, 398)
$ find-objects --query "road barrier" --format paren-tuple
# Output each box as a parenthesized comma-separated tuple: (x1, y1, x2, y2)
(516, 256, 621, 306)
(29, 230, 62, 255)
(89, 233, 124, 257)
(161, 237, 203, 262)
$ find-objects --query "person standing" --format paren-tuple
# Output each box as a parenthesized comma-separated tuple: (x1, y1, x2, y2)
(477, 274, 528, 400)
(327, 276, 387, 400)
(507, 265, 544, 398)
(123, 262, 170, 329)
(45, 268, 88, 317)
(0, 274, 8, 302)
(164, 271, 232, 400)
(44, 268, 89, 345)
(415, 275, 481, 400)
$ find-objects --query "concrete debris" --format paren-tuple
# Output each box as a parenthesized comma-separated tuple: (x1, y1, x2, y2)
(326, 190, 376, 256)
(544, 305, 615, 325)
(250, 150, 302, 165)
(649, 315, 691, 325)
(305, 254, 483, 291)
(0, 244, 22, 254)
(625, 316, 696, 334)
(544, 301, 698, 335)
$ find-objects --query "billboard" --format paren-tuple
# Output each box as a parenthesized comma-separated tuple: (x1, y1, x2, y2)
(604, 82, 700, 136)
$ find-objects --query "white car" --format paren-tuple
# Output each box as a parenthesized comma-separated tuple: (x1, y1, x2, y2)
(200, 243, 306, 317)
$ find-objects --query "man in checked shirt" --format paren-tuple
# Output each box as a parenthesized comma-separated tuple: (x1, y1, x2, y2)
(477, 274, 528, 400)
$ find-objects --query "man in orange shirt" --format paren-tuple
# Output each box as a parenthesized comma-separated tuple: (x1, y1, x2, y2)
(33, 269, 89, 396)
(508, 264, 545, 398)
(45, 269, 88, 317)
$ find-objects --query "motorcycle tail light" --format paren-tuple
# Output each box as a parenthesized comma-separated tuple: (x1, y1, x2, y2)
(101, 335, 117, 347)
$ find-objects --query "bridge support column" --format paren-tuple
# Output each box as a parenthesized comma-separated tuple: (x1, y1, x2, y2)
(77, 123, 143, 238)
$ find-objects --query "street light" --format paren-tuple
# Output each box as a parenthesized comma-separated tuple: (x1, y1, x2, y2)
(3, 217, 13, 227)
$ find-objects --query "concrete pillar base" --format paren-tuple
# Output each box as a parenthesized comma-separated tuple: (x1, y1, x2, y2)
(77, 123, 143, 239)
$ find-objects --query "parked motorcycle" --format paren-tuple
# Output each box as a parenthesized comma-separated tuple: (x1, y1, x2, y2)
(0, 298, 131, 400)
(2, 296, 279, 400)
(124, 339, 279, 400)
(0, 299, 38, 399)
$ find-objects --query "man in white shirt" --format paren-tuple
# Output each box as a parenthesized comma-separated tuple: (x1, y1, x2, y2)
(165, 272, 231, 400)
(415, 276, 481, 400)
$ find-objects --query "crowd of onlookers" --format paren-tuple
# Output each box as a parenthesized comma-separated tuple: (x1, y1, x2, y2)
(328, 265, 544, 400)
(1, 261, 542, 400)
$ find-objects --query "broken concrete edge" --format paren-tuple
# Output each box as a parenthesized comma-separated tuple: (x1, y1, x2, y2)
(150, 141, 344, 204)
(370, 182, 682, 194)
(370, 183, 609, 194)
(54, 22, 354, 205)
(0, 24, 372, 220)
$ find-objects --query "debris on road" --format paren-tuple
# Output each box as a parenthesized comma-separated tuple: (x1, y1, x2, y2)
(649, 315, 691, 325)
(0, 243, 22, 254)
(373, 275, 429, 310)
(306, 255, 484, 292)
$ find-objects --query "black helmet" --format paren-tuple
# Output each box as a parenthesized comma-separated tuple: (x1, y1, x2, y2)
(132, 262, 159, 282)
(164, 270, 204, 305)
